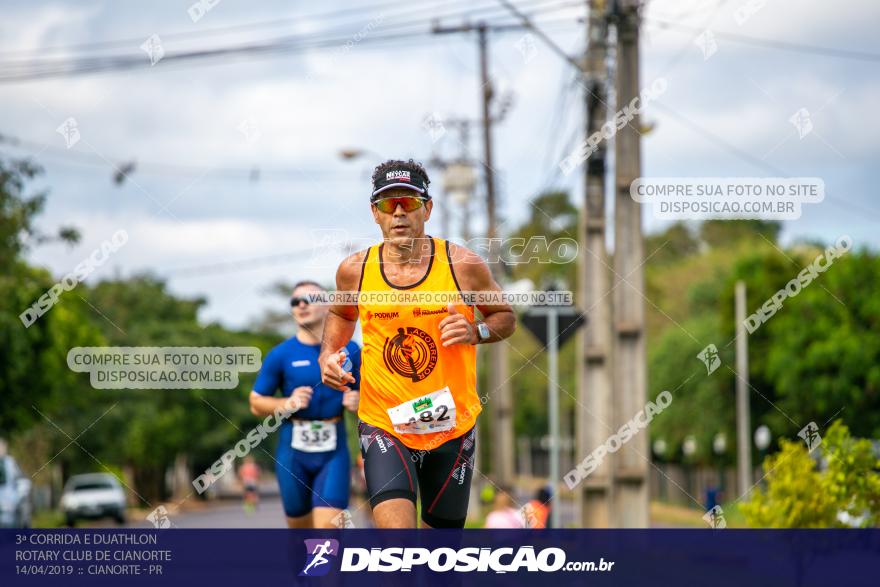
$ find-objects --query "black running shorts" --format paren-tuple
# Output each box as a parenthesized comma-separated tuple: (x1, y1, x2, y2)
(358, 420, 476, 528)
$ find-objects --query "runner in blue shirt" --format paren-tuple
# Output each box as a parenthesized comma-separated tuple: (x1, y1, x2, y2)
(249, 280, 361, 528)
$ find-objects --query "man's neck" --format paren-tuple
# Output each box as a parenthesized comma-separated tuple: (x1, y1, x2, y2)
(295, 322, 323, 345)
(383, 234, 432, 264)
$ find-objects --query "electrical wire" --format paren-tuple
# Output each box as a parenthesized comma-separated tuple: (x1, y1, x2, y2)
(0, 0, 583, 82)
(646, 18, 880, 63)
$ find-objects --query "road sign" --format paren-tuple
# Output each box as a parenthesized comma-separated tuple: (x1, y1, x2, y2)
(520, 306, 587, 348)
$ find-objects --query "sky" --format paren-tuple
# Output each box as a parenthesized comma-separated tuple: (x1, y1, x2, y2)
(2, 0, 878, 330)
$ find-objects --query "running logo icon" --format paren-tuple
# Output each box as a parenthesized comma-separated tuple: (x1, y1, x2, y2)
(300, 539, 339, 577)
(383, 326, 438, 382)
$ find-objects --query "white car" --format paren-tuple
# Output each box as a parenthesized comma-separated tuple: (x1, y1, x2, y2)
(0, 455, 32, 528)
(61, 473, 127, 526)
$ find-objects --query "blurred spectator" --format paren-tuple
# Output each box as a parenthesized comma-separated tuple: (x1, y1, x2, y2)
(525, 487, 551, 529)
(238, 456, 261, 512)
(484, 485, 523, 528)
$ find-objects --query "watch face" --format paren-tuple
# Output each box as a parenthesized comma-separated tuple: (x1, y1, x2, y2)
(477, 323, 490, 340)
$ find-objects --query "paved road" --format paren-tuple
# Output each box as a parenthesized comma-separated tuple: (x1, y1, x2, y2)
(124, 496, 375, 529)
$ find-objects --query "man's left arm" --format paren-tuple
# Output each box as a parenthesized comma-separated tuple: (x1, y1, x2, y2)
(439, 245, 516, 346)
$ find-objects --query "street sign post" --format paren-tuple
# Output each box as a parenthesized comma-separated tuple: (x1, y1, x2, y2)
(520, 305, 586, 528)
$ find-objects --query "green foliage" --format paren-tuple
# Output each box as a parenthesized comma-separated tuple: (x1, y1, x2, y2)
(0, 157, 46, 267)
(740, 438, 838, 527)
(0, 156, 105, 436)
(1, 154, 284, 501)
(648, 314, 732, 464)
(759, 250, 880, 439)
(70, 275, 282, 500)
(646, 217, 880, 469)
(713, 244, 880, 440)
(741, 421, 880, 527)
(644, 221, 699, 267)
(699, 220, 780, 250)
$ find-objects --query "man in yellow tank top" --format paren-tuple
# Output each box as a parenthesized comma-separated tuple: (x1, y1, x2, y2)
(319, 159, 516, 528)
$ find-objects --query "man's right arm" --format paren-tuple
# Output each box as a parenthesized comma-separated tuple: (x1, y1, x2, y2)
(249, 348, 289, 417)
(319, 250, 365, 391)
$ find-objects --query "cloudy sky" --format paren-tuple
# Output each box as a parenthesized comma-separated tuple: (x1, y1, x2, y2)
(2, 0, 878, 329)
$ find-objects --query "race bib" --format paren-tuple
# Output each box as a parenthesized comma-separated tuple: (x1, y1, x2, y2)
(387, 387, 456, 435)
(292, 420, 337, 452)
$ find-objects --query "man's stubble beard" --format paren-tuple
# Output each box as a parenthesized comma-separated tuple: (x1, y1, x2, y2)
(297, 316, 326, 336)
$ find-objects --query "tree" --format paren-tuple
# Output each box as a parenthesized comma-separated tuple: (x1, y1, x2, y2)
(0, 151, 284, 502)
(77, 275, 282, 501)
(758, 250, 880, 439)
(721, 245, 880, 440)
(0, 156, 99, 436)
(648, 314, 733, 464)
(644, 221, 699, 267)
(741, 421, 880, 527)
(699, 220, 780, 250)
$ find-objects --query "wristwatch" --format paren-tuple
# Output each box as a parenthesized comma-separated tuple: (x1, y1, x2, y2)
(474, 321, 491, 344)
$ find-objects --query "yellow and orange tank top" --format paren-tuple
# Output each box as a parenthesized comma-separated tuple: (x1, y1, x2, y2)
(356, 236, 480, 450)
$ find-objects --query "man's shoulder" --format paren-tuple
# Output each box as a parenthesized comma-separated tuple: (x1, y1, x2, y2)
(332, 248, 368, 290)
(445, 240, 484, 265)
(260, 340, 287, 368)
(267, 337, 297, 356)
(338, 247, 373, 273)
(445, 241, 491, 288)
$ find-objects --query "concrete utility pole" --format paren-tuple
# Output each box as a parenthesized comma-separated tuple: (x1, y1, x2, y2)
(611, 0, 649, 527)
(576, 0, 614, 528)
(735, 281, 752, 497)
(477, 23, 514, 487)
(432, 21, 514, 485)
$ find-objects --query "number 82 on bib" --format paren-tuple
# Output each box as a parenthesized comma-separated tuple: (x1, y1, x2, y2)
(387, 387, 456, 435)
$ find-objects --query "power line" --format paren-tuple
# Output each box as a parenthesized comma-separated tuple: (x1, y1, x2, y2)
(495, 0, 585, 74)
(0, 132, 353, 182)
(652, 101, 880, 219)
(651, 0, 729, 75)
(535, 49, 582, 195)
(0, 19, 581, 84)
(162, 246, 337, 278)
(0, 5, 582, 82)
(0, 0, 471, 58)
(647, 19, 880, 63)
(0, 0, 576, 61)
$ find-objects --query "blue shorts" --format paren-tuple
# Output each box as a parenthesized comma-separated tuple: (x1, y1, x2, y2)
(276, 419, 350, 517)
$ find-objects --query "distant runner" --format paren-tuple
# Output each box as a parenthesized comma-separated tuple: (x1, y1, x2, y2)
(250, 280, 361, 528)
(237, 456, 261, 513)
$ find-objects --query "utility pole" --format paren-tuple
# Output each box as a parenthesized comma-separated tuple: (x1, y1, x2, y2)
(735, 281, 752, 496)
(433, 21, 514, 486)
(576, 0, 614, 528)
(478, 23, 514, 487)
(611, 0, 649, 527)
(429, 119, 476, 240)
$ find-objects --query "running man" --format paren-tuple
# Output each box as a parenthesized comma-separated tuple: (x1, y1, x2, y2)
(319, 159, 516, 528)
(302, 540, 334, 575)
(237, 456, 261, 513)
(249, 280, 361, 528)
